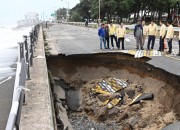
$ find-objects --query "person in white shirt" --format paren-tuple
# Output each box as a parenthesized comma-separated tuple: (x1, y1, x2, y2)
(116, 23, 126, 50)
(166, 20, 174, 54)
(147, 20, 158, 50)
(142, 21, 148, 47)
(158, 21, 166, 51)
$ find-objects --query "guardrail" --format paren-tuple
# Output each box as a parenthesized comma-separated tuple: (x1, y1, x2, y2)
(64, 22, 98, 28)
(5, 24, 40, 130)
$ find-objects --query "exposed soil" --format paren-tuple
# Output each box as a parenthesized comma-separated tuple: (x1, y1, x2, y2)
(47, 53, 180, 130)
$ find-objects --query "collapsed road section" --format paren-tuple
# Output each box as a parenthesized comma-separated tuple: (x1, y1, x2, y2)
(46, 53, 180, 130)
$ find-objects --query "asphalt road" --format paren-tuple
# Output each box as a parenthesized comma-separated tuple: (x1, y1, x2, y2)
(0, 75, 15, 130)
(46, 24, 180, 76)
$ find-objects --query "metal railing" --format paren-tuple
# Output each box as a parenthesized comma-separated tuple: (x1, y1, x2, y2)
(5, 24, 40, 130)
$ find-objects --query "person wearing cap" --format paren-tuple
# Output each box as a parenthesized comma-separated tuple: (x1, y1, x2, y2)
(134, 20, 143, 50)
(142, 21, 148, 47)
(158, 20, 166, 52)
(116, 23, 126, 50)
(178, 24, 180, 56)
(166, 20, 174, 54)
(109, 23, 117, 49)
(147, 20, 158, 50)
(98, 23, 106, 49)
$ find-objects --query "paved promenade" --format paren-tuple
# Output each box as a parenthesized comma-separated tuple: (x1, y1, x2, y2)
(20, 27, 54, 130)
(45, 24, 180, 76)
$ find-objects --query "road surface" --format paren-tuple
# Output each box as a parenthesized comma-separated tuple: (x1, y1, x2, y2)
(45, 24, 180, 76)
(0, 76, 15, 130)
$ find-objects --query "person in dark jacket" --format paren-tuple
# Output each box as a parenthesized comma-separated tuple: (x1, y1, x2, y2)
(177, 24, 180, 56)
(98, 24, 106, 49)
(104, 23, 110, 49)
(134, 20, 143, 50)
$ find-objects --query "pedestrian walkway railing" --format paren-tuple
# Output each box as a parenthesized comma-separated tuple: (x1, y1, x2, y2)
(65, 22, 98, 28)
(5, 24, 40, 130)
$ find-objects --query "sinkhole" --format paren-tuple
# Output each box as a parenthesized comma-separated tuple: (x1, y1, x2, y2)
(46, 53, 180, 130)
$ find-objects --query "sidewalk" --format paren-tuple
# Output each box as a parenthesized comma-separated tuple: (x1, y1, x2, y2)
(20, 27, 54, 130)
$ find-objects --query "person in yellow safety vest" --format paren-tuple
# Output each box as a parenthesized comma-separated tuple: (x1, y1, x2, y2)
(166, 20, 174, 54)
(178, 24, 180, 56)
(142, 21, 148, 47)
(109, 23, 117, 49)
(147, 20, 158, 50)
(116, 23, 126, 50)
(158, 21, 166, 52)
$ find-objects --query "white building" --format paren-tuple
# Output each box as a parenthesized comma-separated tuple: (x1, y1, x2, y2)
(17, 12, 39, 27)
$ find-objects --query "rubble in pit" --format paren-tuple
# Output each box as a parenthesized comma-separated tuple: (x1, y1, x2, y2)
(80, 78, 178, 130)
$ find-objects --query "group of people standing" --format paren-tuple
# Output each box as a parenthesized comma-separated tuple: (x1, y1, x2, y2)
(98, 20, 180, 56)
(98, 23, 126, 50)
(134, 19, 176, 54)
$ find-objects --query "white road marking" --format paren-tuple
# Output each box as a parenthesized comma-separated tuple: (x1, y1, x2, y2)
(0, 76, 12, 85)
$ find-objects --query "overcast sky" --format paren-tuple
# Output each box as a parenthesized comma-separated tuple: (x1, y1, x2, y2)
(0, 0, 79, 26)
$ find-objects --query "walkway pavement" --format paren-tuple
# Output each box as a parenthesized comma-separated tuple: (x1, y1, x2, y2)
(45, 24, 180, 76)
(20, 27, 54, 130)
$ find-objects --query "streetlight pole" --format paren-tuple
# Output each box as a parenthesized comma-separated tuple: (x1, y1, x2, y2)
(99, 0, 100, 20)
(98, 0, 101, 27)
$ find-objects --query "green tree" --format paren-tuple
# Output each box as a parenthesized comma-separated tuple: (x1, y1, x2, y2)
(70, 12, 82, 22)
(56, 8, 67, 20)
(68, 0, 180, 24)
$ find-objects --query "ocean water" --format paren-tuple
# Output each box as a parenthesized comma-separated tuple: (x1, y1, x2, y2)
(0, 26, 32, 81)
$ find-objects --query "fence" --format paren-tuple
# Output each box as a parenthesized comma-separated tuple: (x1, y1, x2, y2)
(5, 24, 40, 130)
(64, 22, 98, 28)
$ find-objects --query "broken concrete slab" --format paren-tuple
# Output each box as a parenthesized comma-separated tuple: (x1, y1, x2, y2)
(53, 84, 65, 100)
(55, 102, 74, 130)
(66, 90, 81, 111)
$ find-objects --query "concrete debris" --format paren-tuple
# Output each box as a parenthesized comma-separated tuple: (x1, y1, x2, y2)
(49, 75, 74, 130)
(128, 115, 140, 127)
(53, 84, 65, 100)
(55, 97, 74, 130)
(92, 78, 129, 108)
(129, 93, 154, 106)
(66, 90, 81, 111)
(116, 113, 129, 123)
(92, 78, 154, 109)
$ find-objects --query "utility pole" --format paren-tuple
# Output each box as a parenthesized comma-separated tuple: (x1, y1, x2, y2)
(98, 0, 101, 26)
(99, 0, 100, 20)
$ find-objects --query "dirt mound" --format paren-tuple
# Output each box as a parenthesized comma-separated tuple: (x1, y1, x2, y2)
(80, 78, 177, 129)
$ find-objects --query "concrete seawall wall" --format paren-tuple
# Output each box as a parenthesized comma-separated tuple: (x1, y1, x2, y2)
(20, 27, 55, 130)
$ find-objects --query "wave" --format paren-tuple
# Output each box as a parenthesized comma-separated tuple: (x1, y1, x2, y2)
(0, 26, 33, 49)
(0, 25, 32, 81)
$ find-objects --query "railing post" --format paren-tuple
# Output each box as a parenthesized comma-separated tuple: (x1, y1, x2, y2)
(23, 36, 28, 61)
(18, 42, 24, 62)
(23, 35, 30, 80)
(29, 32, 34, 66)
(46, 21, 48, 28)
